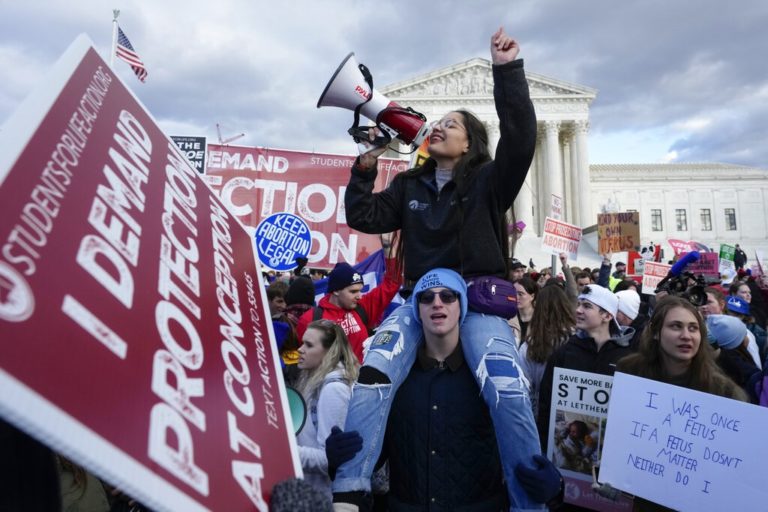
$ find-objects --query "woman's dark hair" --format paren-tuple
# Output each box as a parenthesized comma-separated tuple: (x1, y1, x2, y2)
(403, 110, 491, 186)
(544, 277, 565, 289)
(526, 285, 575, 362)
(515, 276, 540, 304)
(617, 296, 747, 401)
(391, 110, 499, 277)
(728, 282, 750, 297)
(613, 279, 639, 293)
(704, 286, 725, 305)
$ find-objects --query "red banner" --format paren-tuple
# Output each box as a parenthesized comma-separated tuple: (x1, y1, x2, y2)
(0, 36, 298, 511)
(203, 144, 409, 269)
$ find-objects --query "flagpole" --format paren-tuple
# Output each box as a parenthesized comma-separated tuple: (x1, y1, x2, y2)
(110, 9, 120, 68)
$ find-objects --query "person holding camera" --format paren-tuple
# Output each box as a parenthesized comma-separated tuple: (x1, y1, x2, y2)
(334, 28, 544, 511)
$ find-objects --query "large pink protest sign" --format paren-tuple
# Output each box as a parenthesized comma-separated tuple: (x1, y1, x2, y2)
(0, 36, 299, 511)
(680, 251, 719, 278)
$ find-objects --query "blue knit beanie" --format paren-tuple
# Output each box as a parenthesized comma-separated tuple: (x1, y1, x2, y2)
(706, 314, 747, 350)
(327, 262, 363, 293)
(412, 268, 468, 326)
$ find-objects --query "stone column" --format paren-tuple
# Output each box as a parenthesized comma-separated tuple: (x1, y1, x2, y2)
(568, 128, 581, 226)
(535, 129, 546, 233)
(561, 134, 573, 223)
(544, 120, 563, 218)
(574, 120, 592, 227)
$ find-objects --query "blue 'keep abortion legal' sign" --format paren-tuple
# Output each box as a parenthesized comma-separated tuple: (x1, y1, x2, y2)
(254, 212, 311, 271)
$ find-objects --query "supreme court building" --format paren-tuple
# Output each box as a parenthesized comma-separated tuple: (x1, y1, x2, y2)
(380, 58, 768, 266)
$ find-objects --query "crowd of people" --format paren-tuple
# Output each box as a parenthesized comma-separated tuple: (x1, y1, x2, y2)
(268, 248, 768, 511)
(267, 27, 768, 512)
(5, 26, 768, 512)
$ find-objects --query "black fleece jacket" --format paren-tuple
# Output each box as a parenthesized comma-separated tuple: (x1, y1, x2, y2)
(344, 59, 536, 283)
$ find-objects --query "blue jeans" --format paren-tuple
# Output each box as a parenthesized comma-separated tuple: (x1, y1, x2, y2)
(332, 302, 544, 511)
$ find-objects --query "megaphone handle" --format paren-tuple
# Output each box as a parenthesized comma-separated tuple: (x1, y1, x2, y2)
(348, 126, 391, 147)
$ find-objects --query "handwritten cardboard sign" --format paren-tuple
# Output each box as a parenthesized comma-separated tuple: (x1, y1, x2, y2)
(597, 212, 640, 253)
(547, 369, 632, 511)
(542, 217, 582, 260)
(600, 373, 768, 511)
(0, 35, 300, 512)
(641, 262, 671, 295)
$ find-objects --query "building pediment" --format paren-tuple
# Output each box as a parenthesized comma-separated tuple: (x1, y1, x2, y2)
(380, 57, 596, 102)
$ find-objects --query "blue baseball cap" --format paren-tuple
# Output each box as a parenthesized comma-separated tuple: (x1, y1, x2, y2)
(726, 295, 750, 315)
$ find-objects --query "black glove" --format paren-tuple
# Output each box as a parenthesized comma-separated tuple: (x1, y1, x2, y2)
(514, 454, 563, 503)
(325, 427, 363, 480)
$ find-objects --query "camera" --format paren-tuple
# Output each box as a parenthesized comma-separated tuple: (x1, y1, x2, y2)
(655, 271, 707, 307)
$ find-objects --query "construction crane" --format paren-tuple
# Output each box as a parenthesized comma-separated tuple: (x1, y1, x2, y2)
(216, 123, 245, 145)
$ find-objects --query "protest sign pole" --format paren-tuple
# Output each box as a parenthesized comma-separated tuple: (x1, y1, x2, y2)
(109, 10, 119, 68)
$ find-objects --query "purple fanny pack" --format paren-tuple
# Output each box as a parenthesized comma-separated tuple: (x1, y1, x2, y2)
(465, 275, 518, 319)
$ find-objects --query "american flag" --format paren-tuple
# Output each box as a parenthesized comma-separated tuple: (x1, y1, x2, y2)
(116, 26, 148, 82)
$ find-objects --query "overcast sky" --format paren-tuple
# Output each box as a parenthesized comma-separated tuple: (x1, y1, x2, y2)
(2, 0, 767, 167)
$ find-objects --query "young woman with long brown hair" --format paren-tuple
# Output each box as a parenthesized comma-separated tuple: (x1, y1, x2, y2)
(618, 296, 746, 398)
(520, 285, 575, 418)
(617, 296, 746, 511)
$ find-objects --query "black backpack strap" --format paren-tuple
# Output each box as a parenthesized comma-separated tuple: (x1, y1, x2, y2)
(312, 306, 323, 322)
(355, 305, 374, 336)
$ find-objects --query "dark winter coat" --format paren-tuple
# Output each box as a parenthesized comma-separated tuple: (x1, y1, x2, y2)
(383, 343, 507, 511)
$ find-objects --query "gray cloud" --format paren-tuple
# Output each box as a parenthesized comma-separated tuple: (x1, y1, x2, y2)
(2, 0, 767, 166)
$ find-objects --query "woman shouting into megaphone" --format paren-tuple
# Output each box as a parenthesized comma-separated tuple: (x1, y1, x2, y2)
(332, 28, 554, 511)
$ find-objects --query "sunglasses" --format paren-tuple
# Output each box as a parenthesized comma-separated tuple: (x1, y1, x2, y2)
(418, 289, 459, 305)
(429, 118, 466, 132)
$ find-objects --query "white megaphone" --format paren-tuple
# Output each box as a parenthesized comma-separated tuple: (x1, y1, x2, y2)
(317, 53, 430, 149)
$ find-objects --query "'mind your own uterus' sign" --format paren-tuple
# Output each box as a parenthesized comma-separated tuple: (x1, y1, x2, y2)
(600, 373, 768, 511)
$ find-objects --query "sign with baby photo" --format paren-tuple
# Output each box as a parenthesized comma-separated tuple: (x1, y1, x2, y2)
(547, 368, 632, 511)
